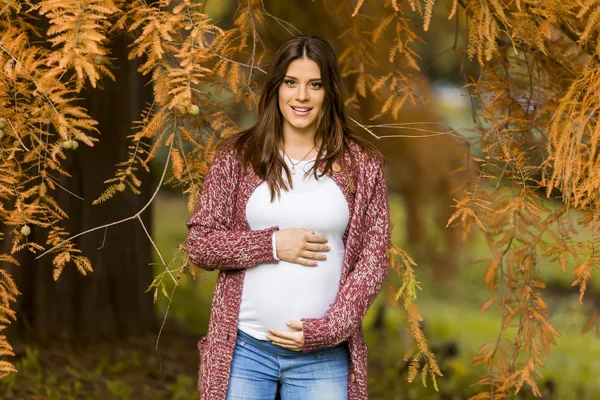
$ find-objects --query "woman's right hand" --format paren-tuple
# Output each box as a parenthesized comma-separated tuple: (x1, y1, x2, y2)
(275, 229, 330, 266)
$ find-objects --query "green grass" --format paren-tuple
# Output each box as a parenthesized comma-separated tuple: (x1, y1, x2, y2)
(2, 339, 201, 400)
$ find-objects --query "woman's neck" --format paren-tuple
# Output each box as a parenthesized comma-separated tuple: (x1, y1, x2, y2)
(282, 135, 321, 160)
(281, 127, 321, 159)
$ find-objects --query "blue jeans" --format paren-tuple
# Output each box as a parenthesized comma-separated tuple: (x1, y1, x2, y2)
(226, 330, 349, 400)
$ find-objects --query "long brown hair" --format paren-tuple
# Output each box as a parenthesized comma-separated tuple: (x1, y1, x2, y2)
(217, 35, 381, 201)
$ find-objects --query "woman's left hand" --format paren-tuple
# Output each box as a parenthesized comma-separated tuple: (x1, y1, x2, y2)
(267, 321, 304, 351)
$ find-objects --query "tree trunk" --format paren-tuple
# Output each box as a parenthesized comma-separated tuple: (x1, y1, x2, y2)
(4, 33, 156, 341)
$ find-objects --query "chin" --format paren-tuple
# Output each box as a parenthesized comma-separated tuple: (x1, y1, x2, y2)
(289, 118, 315, 128)
(292, 123, 314, 131)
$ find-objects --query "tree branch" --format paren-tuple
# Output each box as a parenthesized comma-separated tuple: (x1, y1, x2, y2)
(36, 139, 177, 283)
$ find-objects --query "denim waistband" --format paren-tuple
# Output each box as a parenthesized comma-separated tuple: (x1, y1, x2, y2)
(236, 329, 347, 358)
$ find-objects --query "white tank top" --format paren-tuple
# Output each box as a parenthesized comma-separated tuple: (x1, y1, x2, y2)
(238, 156, 350, 340)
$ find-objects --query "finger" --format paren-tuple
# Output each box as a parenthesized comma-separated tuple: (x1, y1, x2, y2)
(268, 329, 301, 342)
(306, 233, 328, 243)
(300, 250, 326, 261)
(267, 335, 297, 346)
(271, 341, 302, 351)
(286, 320, 304, 331)
(303, 243, 330, 253)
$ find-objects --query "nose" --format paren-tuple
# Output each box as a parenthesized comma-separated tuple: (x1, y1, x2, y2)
(295, 85, 309, 102)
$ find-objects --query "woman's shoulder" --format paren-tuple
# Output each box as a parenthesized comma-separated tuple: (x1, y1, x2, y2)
(345, 138, 386, 195)
(207, 139, 243, 177)
(213, 139, 240, 162)
(346, 137, 385, 170)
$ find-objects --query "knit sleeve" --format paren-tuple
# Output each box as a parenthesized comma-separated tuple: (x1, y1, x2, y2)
(186, 145, 279, 271)
(301, 156, 390, 351)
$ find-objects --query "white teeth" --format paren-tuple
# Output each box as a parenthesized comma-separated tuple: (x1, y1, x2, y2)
(292, 106, 311, 112)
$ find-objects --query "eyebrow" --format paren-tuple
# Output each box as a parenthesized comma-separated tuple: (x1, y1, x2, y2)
(284, 75, 322, 82)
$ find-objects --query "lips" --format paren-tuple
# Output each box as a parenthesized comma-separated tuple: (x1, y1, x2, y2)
(290, 105, 313, 116)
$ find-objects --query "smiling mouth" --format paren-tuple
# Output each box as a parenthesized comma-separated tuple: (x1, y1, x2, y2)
(290, 106, 313, 113)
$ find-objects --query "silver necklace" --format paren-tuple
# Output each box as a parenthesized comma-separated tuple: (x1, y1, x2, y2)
(284, 145, 315, 175)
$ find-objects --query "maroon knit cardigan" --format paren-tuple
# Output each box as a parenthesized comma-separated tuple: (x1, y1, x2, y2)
(186, 139, 391, 400)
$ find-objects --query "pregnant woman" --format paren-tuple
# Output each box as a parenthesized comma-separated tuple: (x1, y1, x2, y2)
(186, 35, 391, 400)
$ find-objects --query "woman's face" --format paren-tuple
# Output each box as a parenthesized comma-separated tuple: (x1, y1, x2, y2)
(278, 58, 325, 137)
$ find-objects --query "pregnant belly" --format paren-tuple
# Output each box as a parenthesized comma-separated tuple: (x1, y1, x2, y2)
(238, 253, 344, 340)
